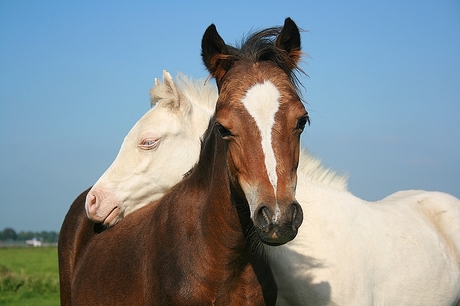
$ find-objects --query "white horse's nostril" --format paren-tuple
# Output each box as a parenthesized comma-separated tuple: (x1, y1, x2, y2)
(90, 194, 97, 205)
(85, 191, 100, 216)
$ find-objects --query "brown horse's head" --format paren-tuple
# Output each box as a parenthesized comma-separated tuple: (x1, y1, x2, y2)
(202, 18, 309, 245)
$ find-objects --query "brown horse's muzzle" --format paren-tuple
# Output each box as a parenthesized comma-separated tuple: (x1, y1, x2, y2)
(253, 201, 303, 246)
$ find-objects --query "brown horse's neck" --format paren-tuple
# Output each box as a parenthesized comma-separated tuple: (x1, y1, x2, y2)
(160, 123, 276, 304)
(189, 122, 251, 250)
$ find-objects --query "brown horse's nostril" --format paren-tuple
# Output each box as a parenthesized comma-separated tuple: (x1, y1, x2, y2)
(255, 206, 272, 233)
(290, 202, 303, 230)
(253, 202, 303, 246)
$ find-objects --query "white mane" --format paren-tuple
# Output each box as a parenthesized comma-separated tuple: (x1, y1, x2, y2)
(298, 149, 348, 190)
(150, 72, 217, 116)
(175, 73, 217, 114)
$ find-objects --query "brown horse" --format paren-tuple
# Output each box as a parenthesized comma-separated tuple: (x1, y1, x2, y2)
(59, 18, 308, 305)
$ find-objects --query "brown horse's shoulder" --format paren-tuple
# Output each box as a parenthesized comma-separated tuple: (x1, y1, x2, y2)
(58, 187, 93, 305)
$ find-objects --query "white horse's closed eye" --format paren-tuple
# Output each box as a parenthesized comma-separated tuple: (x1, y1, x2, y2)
(139, 137, 160, 150)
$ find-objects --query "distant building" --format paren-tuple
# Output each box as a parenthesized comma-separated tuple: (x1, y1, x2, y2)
(25, 237, 42, 247)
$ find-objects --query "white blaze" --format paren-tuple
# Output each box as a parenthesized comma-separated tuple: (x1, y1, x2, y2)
(241, 80, 280, 198)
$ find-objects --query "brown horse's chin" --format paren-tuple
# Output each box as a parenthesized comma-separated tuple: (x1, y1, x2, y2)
(256, 226, 299, 246)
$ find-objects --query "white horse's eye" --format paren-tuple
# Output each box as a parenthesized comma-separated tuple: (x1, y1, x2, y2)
(139, 138, 160, 150)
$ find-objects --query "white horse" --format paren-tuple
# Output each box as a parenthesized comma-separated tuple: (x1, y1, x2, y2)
(86, 71, 460, 305)
(85, 71, 217, 226)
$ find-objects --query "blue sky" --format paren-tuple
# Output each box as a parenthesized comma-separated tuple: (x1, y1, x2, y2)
(1, 1, 459, 232)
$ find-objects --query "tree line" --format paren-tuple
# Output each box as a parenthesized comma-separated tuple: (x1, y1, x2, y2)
(0, 227, 59, 243)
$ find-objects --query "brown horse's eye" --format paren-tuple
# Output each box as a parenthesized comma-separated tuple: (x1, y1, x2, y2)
(216, 123, 232, 138)
(296, 114, 310, 131)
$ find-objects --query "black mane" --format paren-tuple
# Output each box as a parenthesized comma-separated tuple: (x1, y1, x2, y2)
(226, 26, 307, 93)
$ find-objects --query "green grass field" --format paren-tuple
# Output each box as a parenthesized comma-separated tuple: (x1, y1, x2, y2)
(0, 247, 59, 306)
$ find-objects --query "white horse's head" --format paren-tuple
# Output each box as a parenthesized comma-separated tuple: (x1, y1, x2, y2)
(85, 70, 217, 226)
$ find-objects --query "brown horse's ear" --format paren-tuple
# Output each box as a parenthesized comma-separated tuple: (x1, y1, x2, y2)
(201, 24, 234, 84)
(275, 18, 302, 68)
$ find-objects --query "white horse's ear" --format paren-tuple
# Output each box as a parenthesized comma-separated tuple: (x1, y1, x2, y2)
(150, 70, 191, 113)
(174, 80, 191, 114)
(150, 71, 174, 108)
(149, 78, 163, 107)
(163, 70, 174, 85)
(163, 71, 179, 106)
(163, 71, 191, 113)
